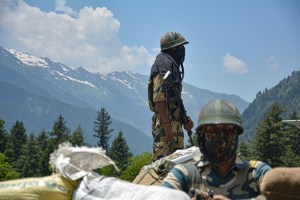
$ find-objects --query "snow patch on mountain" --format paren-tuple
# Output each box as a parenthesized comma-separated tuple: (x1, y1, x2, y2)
(55, 71, 96, 88)
(110, 76, 133, 89)
(7, 49, 49, 68)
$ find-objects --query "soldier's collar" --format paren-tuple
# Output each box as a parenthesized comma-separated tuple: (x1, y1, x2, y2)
(196, 156, 247, 170)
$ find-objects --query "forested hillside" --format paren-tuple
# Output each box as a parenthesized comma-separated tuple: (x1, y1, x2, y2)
(241, 70, 300, 140)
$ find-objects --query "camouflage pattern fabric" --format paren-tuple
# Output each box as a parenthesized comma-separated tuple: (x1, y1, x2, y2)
(160, 32, 189, 51)
(161, 156, 272, 199)
(151, 73, 184, 161)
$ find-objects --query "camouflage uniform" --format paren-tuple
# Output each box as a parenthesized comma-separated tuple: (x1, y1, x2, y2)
(162, 156, 272, 199)
(149, 32, 189, 161)
(151, 54, 184, 161)
(162, 99, 272, 199)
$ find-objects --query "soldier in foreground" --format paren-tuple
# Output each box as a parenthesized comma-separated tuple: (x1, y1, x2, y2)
(162, 99, 272, 199)
(148, 31, 194, 161)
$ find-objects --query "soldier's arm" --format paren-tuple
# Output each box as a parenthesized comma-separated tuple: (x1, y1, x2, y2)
(161, 164, 189, 193)
(153, 74, 173, 141)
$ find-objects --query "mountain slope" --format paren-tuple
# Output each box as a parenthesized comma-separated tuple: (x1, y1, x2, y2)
(0, 46, 250, 134)
(0, 45, 251, 154)
(241, 70, 300, 140)
(0, 81, 152, 154)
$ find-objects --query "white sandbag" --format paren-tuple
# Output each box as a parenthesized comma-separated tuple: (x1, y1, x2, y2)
(49, 142, 118, 180)
(73, 172, 190, 200)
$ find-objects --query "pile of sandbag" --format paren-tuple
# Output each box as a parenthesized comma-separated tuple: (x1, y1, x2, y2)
(73, 171, 190, 200)
(0, 142, 191, 200)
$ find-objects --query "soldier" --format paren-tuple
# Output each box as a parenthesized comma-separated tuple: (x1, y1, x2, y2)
(162, 99, 272, 199)
(148, 31, 194, 161)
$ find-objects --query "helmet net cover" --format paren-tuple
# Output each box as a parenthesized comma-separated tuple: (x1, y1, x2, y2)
(160, 32, 189, 51)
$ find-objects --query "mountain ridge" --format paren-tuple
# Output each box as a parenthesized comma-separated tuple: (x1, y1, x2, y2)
(0, 45, 251, 154)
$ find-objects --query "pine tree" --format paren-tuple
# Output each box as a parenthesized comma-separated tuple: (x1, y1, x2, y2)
(238, 140, 253, 161)
(37, 129, 53, 176)
(93, 108, 113, 151)
(281, 111, 300, 166)
(5, 121, 27, 165)
(17, 133, 42, 178)
(252, 103, 285, 167)
(70, 125, 86, 146)
(50, 115, 71, 146)
(0, 118, 8, 153)
(108, 131, 133, 172)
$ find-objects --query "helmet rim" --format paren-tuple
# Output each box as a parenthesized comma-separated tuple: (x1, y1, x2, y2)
(160, 32, 189, 51)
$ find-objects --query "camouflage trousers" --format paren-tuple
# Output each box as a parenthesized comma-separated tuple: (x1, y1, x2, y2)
(152, 118, 184, 161)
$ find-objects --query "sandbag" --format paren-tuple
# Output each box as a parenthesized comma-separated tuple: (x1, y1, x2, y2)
(0, 175, 78, 200)
(132, 168, 163, 185)
(260, 167, 300, 200)
(73, 172, 190, 200)
(133, 146, 201, 186)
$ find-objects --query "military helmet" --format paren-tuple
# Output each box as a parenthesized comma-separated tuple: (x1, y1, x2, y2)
(196, 99, 244, 134)
(160, 32, 189, 51)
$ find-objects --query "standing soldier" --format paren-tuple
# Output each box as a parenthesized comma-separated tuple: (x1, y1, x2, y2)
(148, 31, 194, 161)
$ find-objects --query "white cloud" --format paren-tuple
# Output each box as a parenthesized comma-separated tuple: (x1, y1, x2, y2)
(222, 53, 247, 74)
(267, 56, 280, 70)
(0, 0, 155, 74)
(55, 0, 77, 17)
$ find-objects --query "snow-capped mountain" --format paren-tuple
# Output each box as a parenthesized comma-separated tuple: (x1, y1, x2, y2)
(0, 45, 249, 153)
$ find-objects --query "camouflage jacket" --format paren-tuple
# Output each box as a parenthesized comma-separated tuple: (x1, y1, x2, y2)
(161, 156, 272, 199)
(149, 52, 183, 114)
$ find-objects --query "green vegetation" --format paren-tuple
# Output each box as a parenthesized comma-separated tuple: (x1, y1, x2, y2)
(239, 103, 300, 167)
(121, 152, 152, 182)
(242, 70, 300, 140)
(0, 109, 150, 181)
(0, 93, 299, 182)
(0, 153, 20, 181)
(93, 108, 114, 151)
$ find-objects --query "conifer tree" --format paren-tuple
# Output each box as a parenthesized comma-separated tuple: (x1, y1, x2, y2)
(5, 120, 27, 165)
(108, 131, 133, 171)
(0, 118, 8, 153)
(252, 103, 285, 167)
(281, 111, 300, 166)
(70, 125, 86, 146)
(238, 140, 253, 161)
(37, 129, 53, 176)
(50, 115, 70, 146)
(17, 133, 42, 177)
(93, 108, 113, 151)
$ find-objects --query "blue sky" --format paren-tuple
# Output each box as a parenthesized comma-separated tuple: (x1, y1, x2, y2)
(1, 0, 299, 102)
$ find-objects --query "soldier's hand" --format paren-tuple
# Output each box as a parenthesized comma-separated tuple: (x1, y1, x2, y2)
(191, 194, 230, 200)
(212, 195, 230, 200)
(163, 122, 173, 142)
(184, 117, 194, 131)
